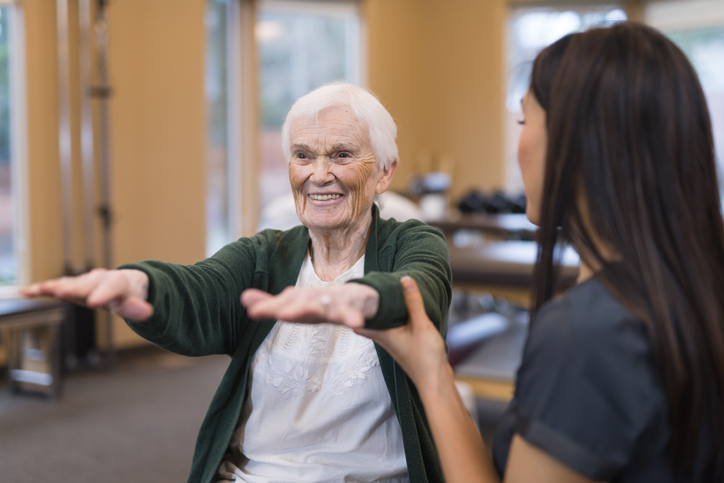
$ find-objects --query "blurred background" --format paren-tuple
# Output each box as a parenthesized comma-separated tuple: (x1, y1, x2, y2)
(0, 0, 722, 481)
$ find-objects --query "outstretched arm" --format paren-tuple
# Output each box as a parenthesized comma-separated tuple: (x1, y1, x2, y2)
(22, 237, 260, 357)
(21, 268, 153, 322)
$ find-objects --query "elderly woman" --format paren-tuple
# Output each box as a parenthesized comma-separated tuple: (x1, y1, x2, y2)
(23, 82, 451, 483)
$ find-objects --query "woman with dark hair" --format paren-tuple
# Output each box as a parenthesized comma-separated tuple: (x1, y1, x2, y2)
(354, 22, 724, 482)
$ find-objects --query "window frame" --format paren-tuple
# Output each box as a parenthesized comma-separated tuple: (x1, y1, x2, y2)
(257, 0, 364, 87)
(0, 1, 29, 294)
(645, 0, 724, 31)
(645, 0, 724, 181)
(205, 0, 259, 253)
(206, 0, 236, 256)
(205, 0, 367, 247)
(254, 0, 365, 226)
(503, 2, 626, 192)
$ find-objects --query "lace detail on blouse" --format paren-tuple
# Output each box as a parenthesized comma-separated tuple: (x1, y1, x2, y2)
(252, 325, 379, 396)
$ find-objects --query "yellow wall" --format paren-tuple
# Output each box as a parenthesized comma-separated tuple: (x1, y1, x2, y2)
(365, 0, 428, 194)
(367, 0, 507, 199)
(25, 1, 64, 283)
(109, 0, 206, 267)
(108, 0, 207, 347)
(422, 0, 507, 198)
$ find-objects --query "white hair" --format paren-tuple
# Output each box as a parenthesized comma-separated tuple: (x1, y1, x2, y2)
(281, 82, 398, 170)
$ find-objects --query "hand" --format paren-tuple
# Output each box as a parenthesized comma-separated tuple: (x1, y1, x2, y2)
(354, 276, 450, 392)
(21, 268, 154, 322)
(241, 282, 379, 329)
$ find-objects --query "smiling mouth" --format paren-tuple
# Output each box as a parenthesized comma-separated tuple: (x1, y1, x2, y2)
(308, 193, 343, 201)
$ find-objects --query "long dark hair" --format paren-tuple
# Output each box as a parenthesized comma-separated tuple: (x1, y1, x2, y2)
(530, 22, 724, 479)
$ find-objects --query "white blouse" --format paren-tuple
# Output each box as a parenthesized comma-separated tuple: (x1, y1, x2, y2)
(216, 252, 409, 483)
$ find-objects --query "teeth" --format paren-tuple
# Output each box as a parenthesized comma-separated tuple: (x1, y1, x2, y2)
(309, 194, 342, 201)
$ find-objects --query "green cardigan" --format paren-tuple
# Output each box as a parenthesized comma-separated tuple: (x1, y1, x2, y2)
(123, 206, 452, 483)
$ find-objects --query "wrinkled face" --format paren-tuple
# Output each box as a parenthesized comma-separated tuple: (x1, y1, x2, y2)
(518, 90, 548, 226)
(288, 107, 395, 234)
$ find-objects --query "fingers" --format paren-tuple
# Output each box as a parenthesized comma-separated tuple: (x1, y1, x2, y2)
(242, 287, 298, 320)
(242, 286, 367, 328)
(264, 295, 326, 323)
(341, 310, 365, 329)
(20, 282, 44, 297)
(240, 288, 273, 309)
(21, 277, 65, 297)
(21, 269, 109, 303)
(22, 278, 65, 298)
(21, 279, 60, 299)
(65, 269, 107, 298)
(110, 296, 154, 322)
(85, 272, 132, 308)
(21, 269, 153, 322)
(59, 270, 109, 304)
(400, 276, 428, 325)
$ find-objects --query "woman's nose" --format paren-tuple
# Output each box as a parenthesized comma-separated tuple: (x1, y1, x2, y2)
(310, 158, 334, 185)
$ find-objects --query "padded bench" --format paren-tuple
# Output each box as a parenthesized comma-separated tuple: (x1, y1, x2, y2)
(0, 298, 67, 397)
(448, 240, 580, 307)
(446, 241, 580, 399)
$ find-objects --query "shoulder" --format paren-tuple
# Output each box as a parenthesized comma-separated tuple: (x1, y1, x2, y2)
(207, 225, 309, 270)
(252, 225, 309, 248)
(521, 277, 659, 406)
(375, 214, 448, 253)
(376, 212, 427, 235)
(220, 225, 308, 252)
(514, 277, 669, 480)
(527, 277, 652, 374)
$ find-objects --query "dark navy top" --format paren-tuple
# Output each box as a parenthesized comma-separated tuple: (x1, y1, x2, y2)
(492, 277, 680, 482)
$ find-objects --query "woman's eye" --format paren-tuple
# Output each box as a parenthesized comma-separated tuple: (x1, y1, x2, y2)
(336, 152, 352, 159)
(517, 119, 526, 126)
(294, 152, 308, 159)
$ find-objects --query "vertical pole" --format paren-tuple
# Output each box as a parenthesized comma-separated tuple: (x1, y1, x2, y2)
(56, 0, 74, 276)
(57, 0, 85, 370)
(227, 0, 241, 240)
(79, 0, 95, 271)
(94, 0, 115, 368)
(238, 0, 259, 237)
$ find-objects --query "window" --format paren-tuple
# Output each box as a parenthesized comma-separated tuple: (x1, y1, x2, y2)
(0, 3, 25, 287)
(256, 0, 362, 215)
(646, 0, 724, 184)
(504, 5, 627, 191)
(206, 0, 233, 256)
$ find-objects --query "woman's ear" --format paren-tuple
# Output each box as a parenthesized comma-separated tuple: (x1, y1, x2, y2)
(375, 159, 398, 194)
